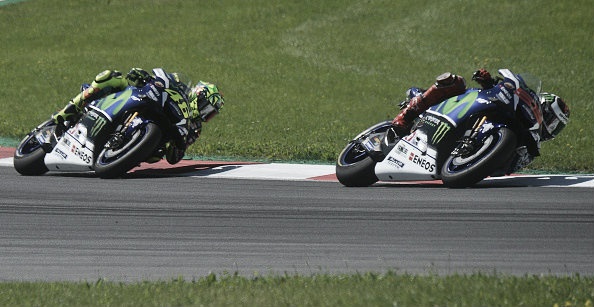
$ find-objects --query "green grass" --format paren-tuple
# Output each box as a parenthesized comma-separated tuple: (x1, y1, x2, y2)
(1, 272, 593, 307)
(0, 0, 592, 171)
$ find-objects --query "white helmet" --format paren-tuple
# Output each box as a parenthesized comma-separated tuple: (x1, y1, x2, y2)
(540, 93, 569, 141)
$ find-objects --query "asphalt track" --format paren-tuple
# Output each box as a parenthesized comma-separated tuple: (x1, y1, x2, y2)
(0, 148, 593, 281)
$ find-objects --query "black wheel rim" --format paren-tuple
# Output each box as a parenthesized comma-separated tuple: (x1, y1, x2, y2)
(445, 131, 502, 174)
(96, 126, 146, 166)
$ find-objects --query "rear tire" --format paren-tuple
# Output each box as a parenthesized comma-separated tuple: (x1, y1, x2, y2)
(94, 123, 162, 178)
(441, 127, 516, 188)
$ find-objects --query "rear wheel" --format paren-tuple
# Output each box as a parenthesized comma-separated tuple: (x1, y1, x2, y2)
(94, 123, 162, 178)
(336, 121, 392, 187)
(441, 127, 516, 188)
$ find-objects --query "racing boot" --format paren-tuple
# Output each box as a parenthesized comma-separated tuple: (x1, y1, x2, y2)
(53, 99, 82, 125)
(392, 72, 466, 137)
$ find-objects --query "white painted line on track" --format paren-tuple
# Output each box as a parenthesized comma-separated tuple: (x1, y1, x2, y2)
(0, 157, 12, 167)
(189, 162, 336, 181)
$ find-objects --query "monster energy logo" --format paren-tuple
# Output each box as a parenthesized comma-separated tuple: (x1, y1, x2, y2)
(431, 122, 451, 144)
(90, 117, 107, 137)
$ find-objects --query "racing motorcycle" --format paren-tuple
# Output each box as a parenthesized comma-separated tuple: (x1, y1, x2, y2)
(14, 69, 193, 178)
(336, 69, 544, 188)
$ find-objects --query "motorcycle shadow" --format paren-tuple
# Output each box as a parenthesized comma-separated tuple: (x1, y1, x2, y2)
(126, 164, 245, 178)
(125, 160, 263, 179)
(38, 160, 261, 179)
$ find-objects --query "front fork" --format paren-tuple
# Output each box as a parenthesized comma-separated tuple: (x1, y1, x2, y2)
(104, 112, 140, 149)
(451, 116, 496, 157)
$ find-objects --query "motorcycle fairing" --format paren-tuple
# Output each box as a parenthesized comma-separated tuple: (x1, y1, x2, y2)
(429, 89, 500, 129)
(44, 122, 95, 172)
(375, 129, 439, 181)
(44, 105, 115, 172)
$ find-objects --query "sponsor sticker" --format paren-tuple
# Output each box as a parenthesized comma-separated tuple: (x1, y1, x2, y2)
(87, 110, 99, 120)
(387, 156, 404, 168)
(422, 114, 440, 127)
(90, 117, 107, 138)
(396, 144, 408, 157)
(54, 148, 68, 160)
(431, 122, 450, 144)
(71, 144, 92, 164)
(62, 137, 71, 147)
(408, 152, 436, 173)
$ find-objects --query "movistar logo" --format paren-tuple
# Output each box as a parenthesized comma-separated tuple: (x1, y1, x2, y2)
(90, 116, 107, 137)
(431, 122, 450, 144)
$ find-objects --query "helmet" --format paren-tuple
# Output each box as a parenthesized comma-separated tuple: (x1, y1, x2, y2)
(189, 81, 224, 122)
(540, 93, 569, 141)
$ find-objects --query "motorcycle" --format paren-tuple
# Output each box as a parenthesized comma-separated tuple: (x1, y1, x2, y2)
(336, 69, 544, 188)
(14, 69, 192, 178)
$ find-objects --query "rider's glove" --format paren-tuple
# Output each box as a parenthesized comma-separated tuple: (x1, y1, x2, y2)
(126, 68, 152, 87)
(472, 69, 496, 89)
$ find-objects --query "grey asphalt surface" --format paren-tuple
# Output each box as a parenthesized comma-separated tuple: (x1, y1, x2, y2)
(0, 166, 592, 281)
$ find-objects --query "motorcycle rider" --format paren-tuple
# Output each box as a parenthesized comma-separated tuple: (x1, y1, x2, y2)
(52, 68, 224, 165)
(391, 68, 570, 172)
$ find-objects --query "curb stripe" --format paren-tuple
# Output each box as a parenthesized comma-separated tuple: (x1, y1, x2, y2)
(2, 147, 593, 187)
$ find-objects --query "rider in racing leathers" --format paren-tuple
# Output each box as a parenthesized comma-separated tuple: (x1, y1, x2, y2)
(52, 68, 224, 165)
(391, 68, 570, 173)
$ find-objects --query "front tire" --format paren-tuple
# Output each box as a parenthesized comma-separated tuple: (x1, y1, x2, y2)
(13, 137, 48, 176)
(13, 120, 55, 176)
(94, 123, 162, 178)
(441, 127, 517, 188)
(336, 156, 377, 187)
(336, 121, 392, 187)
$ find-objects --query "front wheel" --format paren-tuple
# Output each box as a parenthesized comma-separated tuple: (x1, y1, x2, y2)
(336, 121, 392, 187)
(94, 122, 162, 178)
(441, 127, 517, 188)
(13, 120, 55, 176)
